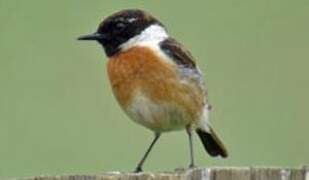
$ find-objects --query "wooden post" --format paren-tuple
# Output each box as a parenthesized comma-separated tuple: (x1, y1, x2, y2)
(25, 167, 308, 180)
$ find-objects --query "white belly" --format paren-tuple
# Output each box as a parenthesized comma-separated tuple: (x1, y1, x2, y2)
(125, 90, 193, 132)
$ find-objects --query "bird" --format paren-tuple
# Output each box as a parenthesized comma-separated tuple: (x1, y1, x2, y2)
(78, 9, 228, 172)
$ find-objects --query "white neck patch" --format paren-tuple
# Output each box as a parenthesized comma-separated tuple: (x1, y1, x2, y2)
(120, 24, 169, 51)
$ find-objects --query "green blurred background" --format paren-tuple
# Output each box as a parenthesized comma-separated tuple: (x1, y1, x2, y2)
(0, 0, 308, 178)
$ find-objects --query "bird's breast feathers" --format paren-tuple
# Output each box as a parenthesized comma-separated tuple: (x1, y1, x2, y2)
(107, 43, 207, 131)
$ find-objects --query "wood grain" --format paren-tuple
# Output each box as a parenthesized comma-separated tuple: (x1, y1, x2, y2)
(22, 167, 309, 180)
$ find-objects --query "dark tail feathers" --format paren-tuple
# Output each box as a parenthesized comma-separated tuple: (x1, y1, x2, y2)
(196, 127, 228, 158)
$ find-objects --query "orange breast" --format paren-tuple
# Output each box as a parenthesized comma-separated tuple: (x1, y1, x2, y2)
(107, 46, 204, 121)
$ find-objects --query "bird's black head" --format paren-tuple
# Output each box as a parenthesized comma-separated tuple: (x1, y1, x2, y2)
(78, 9, 164, 57)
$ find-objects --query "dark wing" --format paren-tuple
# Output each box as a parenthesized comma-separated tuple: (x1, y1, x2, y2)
(160, 38, 210, 106)
(159, 38, 196, 69)
(159, 38, 202, 83)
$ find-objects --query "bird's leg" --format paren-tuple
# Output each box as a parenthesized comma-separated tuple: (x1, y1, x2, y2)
(134, 133, 161, 173)
(186, 125, 195, 168)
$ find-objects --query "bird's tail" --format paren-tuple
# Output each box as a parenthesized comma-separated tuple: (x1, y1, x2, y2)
(196, 126, 228, 158)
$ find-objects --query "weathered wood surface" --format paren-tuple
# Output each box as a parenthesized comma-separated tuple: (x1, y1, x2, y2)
(24, 167, 309, 180)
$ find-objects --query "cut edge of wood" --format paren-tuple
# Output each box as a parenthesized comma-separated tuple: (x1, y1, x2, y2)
(15, 166, 309, 180)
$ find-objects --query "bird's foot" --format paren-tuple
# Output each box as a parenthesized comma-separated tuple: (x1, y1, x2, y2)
(188, 163, 197, 169)
(133, 166, 143, 173)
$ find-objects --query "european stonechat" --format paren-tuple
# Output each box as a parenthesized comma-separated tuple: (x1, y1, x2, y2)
(78, 9, 228, 172)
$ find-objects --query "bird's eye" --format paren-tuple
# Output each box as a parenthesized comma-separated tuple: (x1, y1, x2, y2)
(115, 22, 126, 31)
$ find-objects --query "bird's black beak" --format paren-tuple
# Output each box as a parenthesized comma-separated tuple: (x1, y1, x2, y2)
(77, 33, 106, 41)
